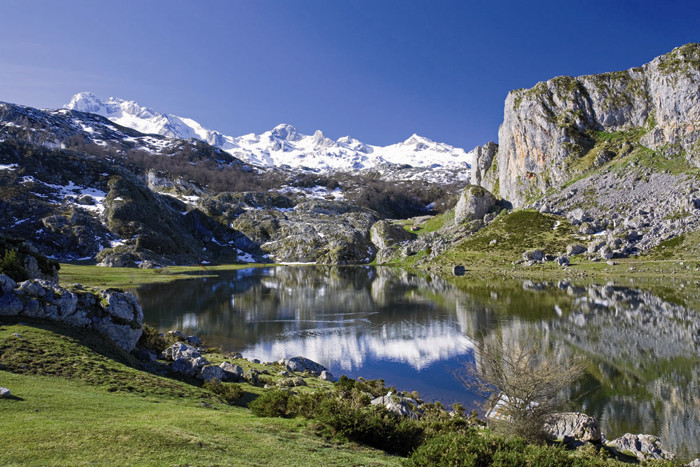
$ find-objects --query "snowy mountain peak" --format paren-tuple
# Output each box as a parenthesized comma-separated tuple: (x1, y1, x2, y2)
(269, 123, 300, 141)
(62, 93, 472, 179)
(66, 92, 104, 114)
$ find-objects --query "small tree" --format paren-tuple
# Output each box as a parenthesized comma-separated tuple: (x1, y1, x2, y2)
(458, 332, 583, 442)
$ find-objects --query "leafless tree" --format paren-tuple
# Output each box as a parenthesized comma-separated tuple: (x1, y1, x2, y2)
(458, 331, 584, 442)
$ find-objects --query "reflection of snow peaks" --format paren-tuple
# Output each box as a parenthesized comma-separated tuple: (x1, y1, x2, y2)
(243, 320, 473, 372)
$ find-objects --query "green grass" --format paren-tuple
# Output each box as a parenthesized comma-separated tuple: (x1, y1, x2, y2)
(58, 263, 266, 290)
(436, 210, 577, 269)
(0, 322, 398, 466)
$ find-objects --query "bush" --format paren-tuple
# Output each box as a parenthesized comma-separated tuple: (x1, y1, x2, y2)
(248, 390, 293, 417)
(136, 324, 170, 354)
(203, 380, 243, 404)
(0, 248, 27, 282)
(315, 398, 423, 456)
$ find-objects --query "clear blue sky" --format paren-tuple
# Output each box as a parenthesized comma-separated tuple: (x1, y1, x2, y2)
(0, 0, 697, 150)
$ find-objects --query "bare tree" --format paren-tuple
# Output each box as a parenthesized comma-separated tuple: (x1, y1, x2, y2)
(458, 331, 584, 442)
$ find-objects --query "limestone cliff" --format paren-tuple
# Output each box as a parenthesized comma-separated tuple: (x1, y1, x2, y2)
(481, 43, 700, 207)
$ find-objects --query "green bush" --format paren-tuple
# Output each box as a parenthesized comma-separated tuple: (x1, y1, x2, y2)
(0, 248, 28, 282)
(136, 324, 170, 353)
(203, 380, 243, 404)
(315, 397, 423, 456)
(248, 390, 293, 417)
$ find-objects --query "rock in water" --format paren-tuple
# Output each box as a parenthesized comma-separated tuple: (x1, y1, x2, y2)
(544, 412, 601, 443)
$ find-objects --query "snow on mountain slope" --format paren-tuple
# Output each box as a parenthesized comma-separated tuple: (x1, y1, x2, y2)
(66, 93, 472, 178)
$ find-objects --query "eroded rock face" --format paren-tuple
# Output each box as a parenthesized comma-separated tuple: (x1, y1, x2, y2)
(469, 142, 498, 187)
(370, 220, 416, 251)
(0, 275, 143, 351)
(544, 412, 602, 443)
(232, 199, 379, 264)
(480, 43, 700, 207)
(454, 185, 497, 224)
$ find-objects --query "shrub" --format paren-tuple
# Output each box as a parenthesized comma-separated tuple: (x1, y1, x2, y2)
(315, 398, 423, 456)
(203, 380, 243, 404)
(136, 324, 170, 354)
(458, 332, 583, 442)
(0, 248, 28, 282)
(248, 390, 293, 417)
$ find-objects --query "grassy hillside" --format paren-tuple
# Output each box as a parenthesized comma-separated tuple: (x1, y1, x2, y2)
(0, 322, 397, 466)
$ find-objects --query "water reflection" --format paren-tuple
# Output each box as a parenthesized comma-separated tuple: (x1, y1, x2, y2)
(136, 267, 700, 460)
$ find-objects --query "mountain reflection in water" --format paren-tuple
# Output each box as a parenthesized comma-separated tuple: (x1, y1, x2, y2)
(136, 266, 700, 460)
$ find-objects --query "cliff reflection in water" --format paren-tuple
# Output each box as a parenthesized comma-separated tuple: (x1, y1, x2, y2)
(136, 267, 700, 460)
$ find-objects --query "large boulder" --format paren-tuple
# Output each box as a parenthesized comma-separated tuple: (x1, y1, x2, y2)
(284, 356, 328, 375)
(454, 185, 497, 224)
(605, 433, 675, 462)
(544, 412, 601, 443)
(219, 362, 243, 382)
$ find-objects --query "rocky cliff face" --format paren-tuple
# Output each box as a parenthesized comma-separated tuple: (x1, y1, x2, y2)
(481, 43, 700, 207)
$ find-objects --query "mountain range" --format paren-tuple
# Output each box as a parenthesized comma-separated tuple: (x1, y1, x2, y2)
(65, 92, 472, 176)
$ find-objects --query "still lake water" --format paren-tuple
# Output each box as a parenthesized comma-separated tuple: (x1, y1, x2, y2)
(136, 266, 700, 460)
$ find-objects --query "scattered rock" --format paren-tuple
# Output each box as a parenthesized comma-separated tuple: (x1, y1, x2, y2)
(370, 391, 422, 419)
(319, 370, 336, 382)
(452, 265, 466, 276)
(557, 256, 570, 266)
(0, 387, 11, 398)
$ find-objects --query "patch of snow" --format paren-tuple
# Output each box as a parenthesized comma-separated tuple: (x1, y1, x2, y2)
(236, 249, 257, 263)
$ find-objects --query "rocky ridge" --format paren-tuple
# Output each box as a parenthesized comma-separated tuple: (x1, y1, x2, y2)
(0, 273, 143, 351)
(478, 43, 700, 207)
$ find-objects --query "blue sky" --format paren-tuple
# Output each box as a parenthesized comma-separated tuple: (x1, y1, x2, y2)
(0, 0, 697, 149)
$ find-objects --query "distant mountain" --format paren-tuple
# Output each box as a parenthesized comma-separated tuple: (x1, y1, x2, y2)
(65, 92, 472, 175)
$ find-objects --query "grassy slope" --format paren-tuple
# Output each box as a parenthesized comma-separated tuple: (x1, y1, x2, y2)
(0, 323, 397, 466)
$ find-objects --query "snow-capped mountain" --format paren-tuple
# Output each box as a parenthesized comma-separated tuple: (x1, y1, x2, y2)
(65, 92, 472, 176)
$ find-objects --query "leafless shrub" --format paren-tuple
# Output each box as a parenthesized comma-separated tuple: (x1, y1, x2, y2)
(458, 332, 584, 442)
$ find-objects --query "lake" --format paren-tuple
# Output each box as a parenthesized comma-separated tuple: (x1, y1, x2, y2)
(136, 266, 700, 460)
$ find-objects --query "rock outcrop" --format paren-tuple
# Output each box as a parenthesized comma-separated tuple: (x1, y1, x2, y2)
(0, 274, 143, 351)
(454, 185, 498, 224)
(469, 142, 498, 187)
(544, 412, 602, 443)
(479, 43, 700, 207)
(606, 433, 676, 462)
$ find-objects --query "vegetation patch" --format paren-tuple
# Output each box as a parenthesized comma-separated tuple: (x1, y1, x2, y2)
(436, 210, 577, 268)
